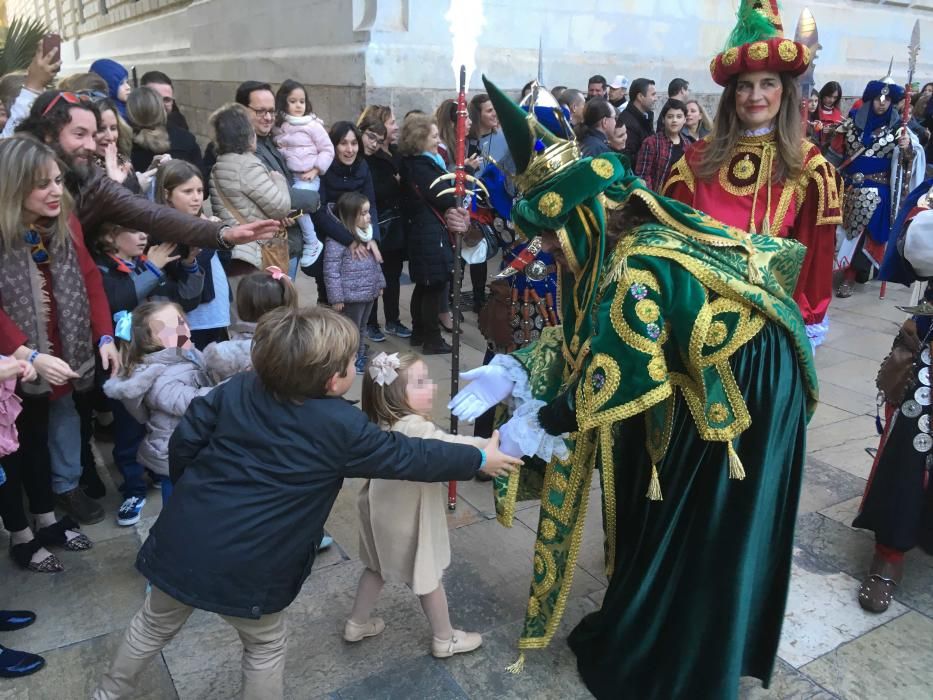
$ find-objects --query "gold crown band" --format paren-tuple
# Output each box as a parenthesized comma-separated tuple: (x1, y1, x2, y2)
(514, 140, 582, 194)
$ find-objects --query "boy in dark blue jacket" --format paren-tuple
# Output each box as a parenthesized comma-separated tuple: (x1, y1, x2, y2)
(94, 307, 519, 699)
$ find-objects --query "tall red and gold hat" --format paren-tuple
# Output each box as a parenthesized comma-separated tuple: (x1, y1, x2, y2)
(710, 0, 810, 86)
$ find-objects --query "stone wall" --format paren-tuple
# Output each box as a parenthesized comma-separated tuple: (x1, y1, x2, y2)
(7, 0, 933, 146)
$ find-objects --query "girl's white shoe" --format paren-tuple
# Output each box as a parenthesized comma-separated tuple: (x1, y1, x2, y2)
(431, 630, 482, 658)
(343, 617, 385, 642)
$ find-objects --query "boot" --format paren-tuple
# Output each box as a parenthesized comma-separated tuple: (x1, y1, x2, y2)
(54, 487, 105, 525)
(858, 552, 904, 613)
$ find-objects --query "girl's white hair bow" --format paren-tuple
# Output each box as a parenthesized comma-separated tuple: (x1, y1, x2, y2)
(368, 352, 401, 386)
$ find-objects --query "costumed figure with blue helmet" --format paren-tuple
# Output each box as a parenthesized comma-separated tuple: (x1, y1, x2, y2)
(448, 66, 817, 697)
(831, 70, 925, 298)
(476, 83, 564, 356)
(853, 178, 933, 614)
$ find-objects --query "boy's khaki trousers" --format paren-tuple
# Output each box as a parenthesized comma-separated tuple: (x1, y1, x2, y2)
(93, 585, 287, 699)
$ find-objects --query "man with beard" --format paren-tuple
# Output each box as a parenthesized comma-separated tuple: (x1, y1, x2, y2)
(15, 91, 280, 249)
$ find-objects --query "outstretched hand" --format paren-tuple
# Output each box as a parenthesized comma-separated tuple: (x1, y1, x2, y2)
(477, 431, 523, 478)
(224, 220, 281, 245)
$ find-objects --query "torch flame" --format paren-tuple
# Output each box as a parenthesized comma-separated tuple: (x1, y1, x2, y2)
(446, 0, 485, 90)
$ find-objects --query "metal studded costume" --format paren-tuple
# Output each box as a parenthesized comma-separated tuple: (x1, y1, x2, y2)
(853, 182, 933, 612)
(831, 76, 925, 276)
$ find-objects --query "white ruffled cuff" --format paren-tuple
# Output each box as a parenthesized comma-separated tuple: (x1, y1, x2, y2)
(508, 399, 571, 462)
(490, 353, 534, 409)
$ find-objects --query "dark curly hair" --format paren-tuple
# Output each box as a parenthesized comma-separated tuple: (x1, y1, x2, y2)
(16, 90, 100, 144)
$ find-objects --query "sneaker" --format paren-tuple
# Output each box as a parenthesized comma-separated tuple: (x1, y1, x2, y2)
(385, 321, 412, 338)
(431, 630, 482, 658)
(366, 325, 386, 342)
(343, 617, 385, 643)
(319, 534, 334, 550)
(117, 497, 147, 527)
(54, 487, 104, 525)
(0, 645, 45, 678)
(299, 240, 323, 267)
(355, 356, 367, 375)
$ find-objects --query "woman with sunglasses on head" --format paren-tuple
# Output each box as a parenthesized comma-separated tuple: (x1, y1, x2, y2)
(0, 137, 120, 558)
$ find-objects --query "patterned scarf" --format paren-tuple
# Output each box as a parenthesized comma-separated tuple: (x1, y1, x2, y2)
(0, 224, 94, 396)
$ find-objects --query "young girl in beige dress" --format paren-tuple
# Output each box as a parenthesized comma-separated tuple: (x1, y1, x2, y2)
(345, 351, 490, 657)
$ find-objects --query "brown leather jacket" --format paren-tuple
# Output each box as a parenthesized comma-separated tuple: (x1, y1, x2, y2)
(75, 166, 224, 247)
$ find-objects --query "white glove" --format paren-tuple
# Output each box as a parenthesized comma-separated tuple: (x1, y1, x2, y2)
(497, 417, 525, 458)
(447, 363, 516, 422)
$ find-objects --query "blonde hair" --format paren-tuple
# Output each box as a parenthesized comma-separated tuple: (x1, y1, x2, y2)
(361, 352, 422, 425)
(97, 99, 134, 158)
(118, 301, 185, 376)
(251, 306, 359, 402)
(0, 136, 72, 253)
(398, 113, 436, 157)
(697, 72, 803, 182)
(357, 104, 393, 130)
(127, 86, 170, 155)
(684, 99, 713, 134)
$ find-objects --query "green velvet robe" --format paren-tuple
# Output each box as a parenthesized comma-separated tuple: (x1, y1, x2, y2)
(493, 213, 817, 699)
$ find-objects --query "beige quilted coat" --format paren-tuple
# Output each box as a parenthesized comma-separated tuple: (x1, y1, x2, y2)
(210, 151, 291, 268)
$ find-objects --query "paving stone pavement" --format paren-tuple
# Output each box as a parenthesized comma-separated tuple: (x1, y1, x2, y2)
(2, 274, 931, 699)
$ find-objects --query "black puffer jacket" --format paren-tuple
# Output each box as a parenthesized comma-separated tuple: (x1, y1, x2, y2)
(401, 154, 457, 285)
(312, 158, 380, 247)
(367, 147, 405, 253)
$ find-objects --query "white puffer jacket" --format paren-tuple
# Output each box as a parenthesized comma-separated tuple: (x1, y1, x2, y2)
(210, 152, 291, 268)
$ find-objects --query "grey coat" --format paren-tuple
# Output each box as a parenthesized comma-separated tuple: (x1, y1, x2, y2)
(104, 347, 214, 476)
(202, 322, 255, 383)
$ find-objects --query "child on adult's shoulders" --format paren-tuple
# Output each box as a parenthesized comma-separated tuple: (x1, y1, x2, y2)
(93, 306, 520, 700)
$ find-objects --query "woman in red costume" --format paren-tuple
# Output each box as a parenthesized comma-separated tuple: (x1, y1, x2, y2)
(664, 0, 842, 349)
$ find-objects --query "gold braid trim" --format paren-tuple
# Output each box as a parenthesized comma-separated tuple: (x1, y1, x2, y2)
(600, 424, 617, 577)
(663, 154, 695, 195)
(519, 433, 597, 651)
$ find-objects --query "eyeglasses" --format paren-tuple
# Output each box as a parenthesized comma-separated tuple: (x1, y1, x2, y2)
(247, 106, 276, 118)
(364, 131, 385, 146)
(41, 91, 92, 116)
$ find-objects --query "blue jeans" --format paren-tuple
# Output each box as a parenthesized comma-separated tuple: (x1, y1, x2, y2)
(111, 399, 148, 499)
(288, 256, 299, 280)
(48, 394, 82, 494)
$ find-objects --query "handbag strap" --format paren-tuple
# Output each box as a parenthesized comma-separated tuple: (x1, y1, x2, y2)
(214, 185, 248, 226)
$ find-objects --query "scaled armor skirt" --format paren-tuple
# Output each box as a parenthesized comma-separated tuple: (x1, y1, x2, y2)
(568, 323, 808, 700)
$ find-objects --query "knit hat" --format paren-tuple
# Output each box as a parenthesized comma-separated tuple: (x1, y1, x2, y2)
(89, 59, 129, 113)
(710, 0, 810, 86)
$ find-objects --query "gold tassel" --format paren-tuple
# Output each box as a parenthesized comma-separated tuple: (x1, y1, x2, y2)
(646, 465, 663, 501)
(505, 652, 526, 674)
(727, 442, 746, 480)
